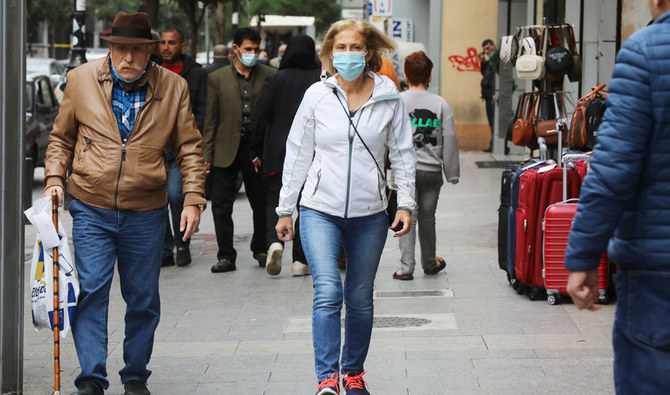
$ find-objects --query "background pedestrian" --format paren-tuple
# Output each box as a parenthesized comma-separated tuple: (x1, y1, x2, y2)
(393, 51, 460, 281)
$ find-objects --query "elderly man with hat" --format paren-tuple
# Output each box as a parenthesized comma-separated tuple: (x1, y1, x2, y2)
(43, 12, 206, 395)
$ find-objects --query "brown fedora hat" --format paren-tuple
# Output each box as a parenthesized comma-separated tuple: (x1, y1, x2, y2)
(101, 12, 160, 44)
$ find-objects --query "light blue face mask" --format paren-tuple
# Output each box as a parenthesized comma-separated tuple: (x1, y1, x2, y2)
(238, 52, 258, 67)
(111, 64, 145, 84)
(333, 51, 367, 81)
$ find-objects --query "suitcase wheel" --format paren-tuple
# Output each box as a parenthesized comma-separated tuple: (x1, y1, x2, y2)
(547, 293, 559, 305)
(598, 293, 609, 305)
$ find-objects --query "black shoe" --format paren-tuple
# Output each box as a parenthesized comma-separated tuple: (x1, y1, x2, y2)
(176, 246, 192, 267)
(124, 380, 150, 395)
(483, 147, 492, 153)
(72, 379, 104, 395)
(253, 251, 268, 268)
(162, 253, 175, 267)
(211, 258, 236, 273)
(424, 257, 446, 275)
(393, 271, 414, 280)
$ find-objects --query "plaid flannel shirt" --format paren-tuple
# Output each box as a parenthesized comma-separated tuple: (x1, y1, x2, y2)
(111, 73, 147, 141)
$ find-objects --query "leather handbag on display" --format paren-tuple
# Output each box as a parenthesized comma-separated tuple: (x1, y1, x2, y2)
(545, 26, 573, 76)
(516, 27, 547, 80)
(568, 84, 608, 150)
(506, 94, 526, 141)
(513, 92, 539, 148)
(535, 92, 568, 145)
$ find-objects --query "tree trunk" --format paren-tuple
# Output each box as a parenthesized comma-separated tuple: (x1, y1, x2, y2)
(145, 0, 159, 29)
(216, 2, 226, 45)
(190, 23, 199, 57)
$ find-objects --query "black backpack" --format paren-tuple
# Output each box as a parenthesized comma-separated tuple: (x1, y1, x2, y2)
(585, 97, 607, 149)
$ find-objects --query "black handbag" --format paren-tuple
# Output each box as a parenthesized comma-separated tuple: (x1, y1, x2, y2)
(331, 87, 402, 231)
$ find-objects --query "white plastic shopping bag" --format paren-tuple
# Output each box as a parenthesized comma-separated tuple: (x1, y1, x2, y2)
(25, 196, 80, 337)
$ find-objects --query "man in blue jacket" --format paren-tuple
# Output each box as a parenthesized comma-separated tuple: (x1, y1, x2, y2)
(566, 1, 670, 393)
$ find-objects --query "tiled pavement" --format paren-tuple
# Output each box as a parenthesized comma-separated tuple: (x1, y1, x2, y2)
(22, 151, 615, 394)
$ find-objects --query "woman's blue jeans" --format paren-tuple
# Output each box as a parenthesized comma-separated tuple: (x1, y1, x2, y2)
(69, 199, 166, 389)
(299, 207, 388, 382)
(612, 268, 670, 394)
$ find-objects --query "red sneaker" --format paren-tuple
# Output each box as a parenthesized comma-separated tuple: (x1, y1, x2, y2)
(343, 371, 369, 395)
(316, 372, 339, 395)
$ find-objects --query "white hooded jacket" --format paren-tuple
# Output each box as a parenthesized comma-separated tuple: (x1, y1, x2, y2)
(277, 72, 416, 218)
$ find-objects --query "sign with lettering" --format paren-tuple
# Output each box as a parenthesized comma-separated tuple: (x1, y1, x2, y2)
(388, 17, 412, 42)
(372, 0, 392, 16)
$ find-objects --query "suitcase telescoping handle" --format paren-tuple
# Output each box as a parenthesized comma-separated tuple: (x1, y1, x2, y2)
(538, 137, 548, 161)
(561, 153, 592, 201)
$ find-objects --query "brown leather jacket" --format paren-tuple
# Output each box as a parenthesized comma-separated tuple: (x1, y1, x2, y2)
(44, 55, 206, 211)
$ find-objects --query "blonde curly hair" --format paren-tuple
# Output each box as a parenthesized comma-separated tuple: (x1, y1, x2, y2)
(320, 19, 395, 75)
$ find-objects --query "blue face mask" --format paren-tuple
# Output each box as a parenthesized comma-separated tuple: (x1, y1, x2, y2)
(111, 64, 145, 84)
(238, 52, 258, 67)
(332, 51, 367, 81)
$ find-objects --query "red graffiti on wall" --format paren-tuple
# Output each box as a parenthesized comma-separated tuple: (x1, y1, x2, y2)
(448, 47, 481, 72)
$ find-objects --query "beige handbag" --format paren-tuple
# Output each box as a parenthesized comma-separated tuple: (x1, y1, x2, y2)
(515, 27, 547, 80)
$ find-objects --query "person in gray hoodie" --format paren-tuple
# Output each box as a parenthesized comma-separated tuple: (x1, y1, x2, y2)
(393, 51, 460, 280)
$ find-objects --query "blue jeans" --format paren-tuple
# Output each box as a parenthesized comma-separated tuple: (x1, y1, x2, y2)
(612, 268, 670, 394)
(164, 159, 188, 254)
(299, 207, 388, 381)
(69, 199, 166, 389)
(398, 170, 443, 274)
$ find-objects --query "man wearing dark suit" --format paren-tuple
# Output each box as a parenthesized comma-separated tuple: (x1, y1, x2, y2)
(203, 27, 276, 273)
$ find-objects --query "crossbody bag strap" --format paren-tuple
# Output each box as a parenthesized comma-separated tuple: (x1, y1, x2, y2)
(330, 86, 386, 181)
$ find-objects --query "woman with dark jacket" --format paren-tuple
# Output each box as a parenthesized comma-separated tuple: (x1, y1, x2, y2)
(250, 34, 322, 277)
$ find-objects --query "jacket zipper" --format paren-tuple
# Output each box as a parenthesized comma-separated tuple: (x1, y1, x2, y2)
(312, 169, 322, 196)
(344, 107, 365, 218)
(114, 139, 127, 209)
(83, 137, 92, 152)
(112, 85, 153, 209)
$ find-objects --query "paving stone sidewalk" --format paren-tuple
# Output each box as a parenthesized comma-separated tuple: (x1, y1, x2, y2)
(22, 151, 615, 394)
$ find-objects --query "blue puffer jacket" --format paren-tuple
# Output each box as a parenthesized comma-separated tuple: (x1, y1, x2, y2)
(565, 11, 670, 271)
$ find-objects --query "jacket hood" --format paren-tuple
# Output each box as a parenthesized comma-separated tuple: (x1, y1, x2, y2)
(279, 34, 321, 70)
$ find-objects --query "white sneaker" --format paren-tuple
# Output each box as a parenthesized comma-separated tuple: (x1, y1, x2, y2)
(291, 261, 311, 276)
(266, 242, 283, 276)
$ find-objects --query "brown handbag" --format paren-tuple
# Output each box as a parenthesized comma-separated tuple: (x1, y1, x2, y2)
(535, 92, 568, 145)
(512, 92, 538, 148)
(568, 84, 607, 150)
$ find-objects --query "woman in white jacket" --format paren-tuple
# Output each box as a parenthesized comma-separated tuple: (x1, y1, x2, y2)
(275, 19, 416, 395)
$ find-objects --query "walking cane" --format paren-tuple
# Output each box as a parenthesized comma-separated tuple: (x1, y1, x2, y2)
(51, 190, 61, 395)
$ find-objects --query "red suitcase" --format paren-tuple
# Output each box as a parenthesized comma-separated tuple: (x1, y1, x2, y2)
(530, 166, 581, 292)
(542, 153, 609, 305)
(514, 163, 581, 297)
(514, 165, 545, 290)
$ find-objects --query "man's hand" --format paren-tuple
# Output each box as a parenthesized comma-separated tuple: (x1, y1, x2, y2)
(276, 217, 294, 241)
(252, 156, 262, 173)
(205, 162, 211, 175)
(391, 209, 412, 237)
(180, 205, 201, 242)
(567, 270, 602, 311)
(43, 186, 64, 207)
